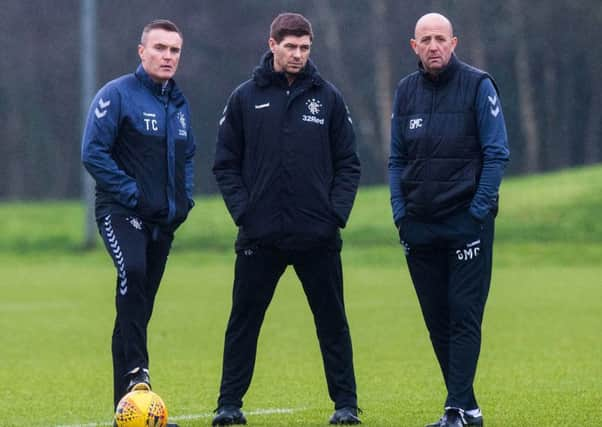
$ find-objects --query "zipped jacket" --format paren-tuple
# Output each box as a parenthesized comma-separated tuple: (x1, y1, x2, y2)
(389, 55, 509, 224)
(82, 65, 195, 229)
(213, 52, 360, 250)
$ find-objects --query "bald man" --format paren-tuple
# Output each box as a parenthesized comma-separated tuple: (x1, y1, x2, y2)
(388, 13, 510, 427)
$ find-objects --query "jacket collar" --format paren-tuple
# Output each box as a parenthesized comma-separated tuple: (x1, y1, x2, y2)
(135, 64, 184, 102)
(252, 51, 324, 89)
(418, 53, 460, 85)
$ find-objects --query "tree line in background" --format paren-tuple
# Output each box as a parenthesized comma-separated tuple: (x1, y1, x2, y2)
(1, 0, 600, 199)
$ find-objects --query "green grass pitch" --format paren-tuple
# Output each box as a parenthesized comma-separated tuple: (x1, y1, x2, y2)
(1, 166, 601, 426)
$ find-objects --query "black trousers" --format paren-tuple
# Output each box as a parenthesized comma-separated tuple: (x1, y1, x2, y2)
(98, 214, 173, 408)
(217, 244, 358, 410)
(399, 210, 494, 410)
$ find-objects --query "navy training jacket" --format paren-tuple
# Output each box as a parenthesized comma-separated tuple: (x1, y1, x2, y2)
(82, 65, 195, 230)
(213, 52, 361, 250)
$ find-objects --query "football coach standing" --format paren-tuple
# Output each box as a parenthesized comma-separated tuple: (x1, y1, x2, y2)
(212, 12, 362, 426)
(81, 19, 195, 420)
(388, 13, 510, 427)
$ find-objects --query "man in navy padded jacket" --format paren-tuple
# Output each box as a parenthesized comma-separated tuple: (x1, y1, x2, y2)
(81, 19, 194, 419)
(388, 13, 510, 427)
(212, 12, 361, 426)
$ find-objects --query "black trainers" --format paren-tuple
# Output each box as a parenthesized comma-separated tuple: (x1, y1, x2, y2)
(463, 411, 483, 426)
(126, 367, 151, 392)
(212, 406, 247, 426)
(329, 407, 362, 425)
(464, 412, 483, 426)
(426, 408, 483, 427)
(441, 408, 464, 427)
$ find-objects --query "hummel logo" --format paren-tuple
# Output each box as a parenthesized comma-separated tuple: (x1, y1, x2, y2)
(346, 105, 353, 124)
(219, 104, 228, 126)
(255, 103, 270, 109)
(119, 277, 128, 295)
(488, 94, 500, 117)
(95, 97, 111, 119)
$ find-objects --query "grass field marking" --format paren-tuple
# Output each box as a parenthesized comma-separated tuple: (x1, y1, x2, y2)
(55, 423, 111, 427)
(171, 407, 300, 421)
(55, 407, 303, 427)
(246, 407, 300, 415)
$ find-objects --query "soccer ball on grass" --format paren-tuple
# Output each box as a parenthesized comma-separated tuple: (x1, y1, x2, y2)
(114, 389, 168, 427)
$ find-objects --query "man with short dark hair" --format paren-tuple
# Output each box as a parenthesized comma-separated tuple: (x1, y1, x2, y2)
(212, 12, 361, 426)
(389, 13, 510, 427)
(82, 20, 194, 425)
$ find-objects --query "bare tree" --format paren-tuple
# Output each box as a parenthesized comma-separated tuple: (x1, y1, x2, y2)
(583, 58, 602, 164)
(583, 8, 602, 164)
(370, 0, 394, 180)
(458, 0, 486, 69)
(311, 0, 377, 159)
(508, 0, 541, 172)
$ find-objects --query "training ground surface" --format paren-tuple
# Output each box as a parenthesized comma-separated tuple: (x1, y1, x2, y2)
(1, 166, 601, 426)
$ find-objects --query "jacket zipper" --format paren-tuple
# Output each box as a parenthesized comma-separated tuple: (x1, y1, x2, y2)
(164, 99, 176, 224)
(426, 85, 436, 217)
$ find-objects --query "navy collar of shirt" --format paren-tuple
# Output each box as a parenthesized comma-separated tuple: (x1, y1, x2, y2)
(253, 51, 324, 89)
(418, 53, 459, 86)
(135, 64, 172, 97)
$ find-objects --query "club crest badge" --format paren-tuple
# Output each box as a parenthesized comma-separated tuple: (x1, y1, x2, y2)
(177, 111, 186, 129)
(302, 98, 324, 125)
(306, 98, 322, 115)
(177, 111, 187, 137)
(126, 216, 143, 230)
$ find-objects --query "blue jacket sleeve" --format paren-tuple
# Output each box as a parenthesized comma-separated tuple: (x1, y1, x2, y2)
(388, 86, 406, 226)
(81, 84, 138, 209)
(328, 90, 361, 228)
(470, 78, 510, 220)
(212, 91, 249, 226)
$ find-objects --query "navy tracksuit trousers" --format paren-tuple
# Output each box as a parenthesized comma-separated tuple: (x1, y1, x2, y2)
(98, 214, 173, 408)
(399, 209, 494, 411)
(217, 243, 358, 410)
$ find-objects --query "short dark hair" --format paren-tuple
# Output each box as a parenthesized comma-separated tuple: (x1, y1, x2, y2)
(140, 19, 182, 44)
(270, 13, 313, 43)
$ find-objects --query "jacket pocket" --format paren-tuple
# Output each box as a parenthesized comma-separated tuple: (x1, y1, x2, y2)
(448, 209, 483, 245)
(135, 179, 166, 219)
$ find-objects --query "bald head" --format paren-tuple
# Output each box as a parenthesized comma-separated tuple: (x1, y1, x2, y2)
(411, 13, 457, 76)
(414, 13, 454, 39)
